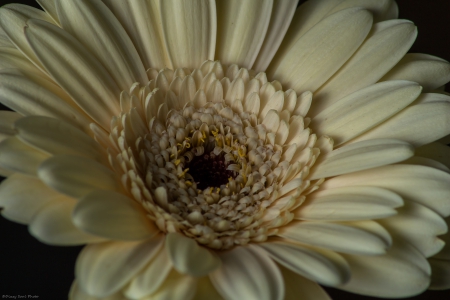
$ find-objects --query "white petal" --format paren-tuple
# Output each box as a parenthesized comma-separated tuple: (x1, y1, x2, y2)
(280, 265, 332, 300)
(252, 0, 298, 72)
(76, 238, 162, 297)
(0, 4, 56, 72)
(0, 46, 48, 77)
(145, 270, 198, 300)
(278, 220, 391, 255)
(0, 173, 57, 224)
(25, 19, 121, 129)
(0, 136, 49, 175)
(36, 0, 60, 24)
(0, 69, 92, 131)
(166, 232, 221, 277)
(258, 242, 350, 286)
(160, 0, 216, 69)
(416, 142, 450, 169)
(381, 53, 450, 92)
(15, 116, 103, 161)
(193, 277, 225, 300)
(348, 101, 450, 147)
(321, 164, 450, 217)
(73, 190, 157, 241)
(297, 186, 403, 221)
(339, 241, 431, 298)
(311, 81, 421, 145)
(326, 0, 394, 22)
(0, 110, 21, 136)
(210, 245, 284, 300)
(124, 244, 172, 299)
(215, 0, 273, 69)
(311, 19, 417, 116)
(29, 196, 105, 246)
(268, 8, 373, 94)
(56, 0, 147, 89)
(429, 259, 450, 290)
(69, 280, 125, 300)
(37, 155, 120, 198)
(309, 139, 414, 179)
(379, 202, 447, 257)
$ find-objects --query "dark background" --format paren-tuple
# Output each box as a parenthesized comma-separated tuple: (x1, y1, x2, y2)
(0, 0, 449, 299)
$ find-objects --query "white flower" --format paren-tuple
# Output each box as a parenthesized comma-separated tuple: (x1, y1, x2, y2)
(0, 0, 450, 299)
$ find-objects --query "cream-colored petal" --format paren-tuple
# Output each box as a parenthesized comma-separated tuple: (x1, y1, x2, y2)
(36, 0, 60, 24)
(326, 0, 394, 22)
(348, 101, 450, 147)
(258, 242, 350, 286)
(0, 27, 14, 48)
(0, 69, 92, 131)
(381, 53, 450, 92)
(0, 173, 58, 224)
(311, 81, 421, 145)
(339, 241, 431, 298)
(215, 0, 273, 69)
(76, 238, 162, 297)
(72, 190, 157, 241)
(297, 186, 403, 221)
(0, 136, 49, 175)
(143, 270, 198, 300)
(210, 245, 284, 300)
(24, 19, 121, 129)
(311, 20, 417, 116)
(400, 156, 450, 173)
(37, 155, 120, 198)
(379, 202, 447, 258)
(252, 0, 298, 72)
(279, 220, 391, 255)
(0, 4, 56, 72)
(268, 8, 372, 94)
(15, 116, 103, 162)
(69, 280, 125, 300)
(0, 110, 21, 136)
(160, 0, 216, 69)
(29, 196, 106, 246)
(103, 0, 169, 70)
(309, 139, 414, 179)
(0, 47, 47, 77)
(429, 259, 450, 290)
(416, 142, 450, 169)
(280, 265, 332, 300)
(193, 277, 225, 300)
(321, 165, 450, 217)
(166, 232, 221, 277)
(124, 244, 172, 299)
(57, 0, 147, 89)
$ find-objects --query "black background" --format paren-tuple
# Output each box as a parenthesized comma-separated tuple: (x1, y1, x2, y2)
(1, 0, 450, 299)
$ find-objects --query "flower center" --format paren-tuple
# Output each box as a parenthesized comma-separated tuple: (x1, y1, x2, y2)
(100, 61, 322, 250)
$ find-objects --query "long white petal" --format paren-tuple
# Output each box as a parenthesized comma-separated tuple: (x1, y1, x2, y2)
(56, 0, 147, 89)
(297, 186, 403, 221)
(320, 165, 450, 217)
(258, 242, 350, 286)
(72, 190, 158, 241)
(76, 239, 162, 297)
(215, 0, 273, 69)
(36, 0, 60, 24)
(381, 53, 450, 92)
(311, 20, 417, 116)
(252, 0, 298, 72)
(24, 19, 121, 129)
(379, 202, 447, 257)
(268, 8, 372, 94)
(0, 136, 49, 175)
(210, 245, 284, 300)
(38, 155, 120, 198)
(278, 220, 391, 255)
(348, 101, 450, 147)
(69, 280, 124, 300)
(0, 173, 57, 224)
(165, 232, 221, 277)
(280, 265, 331, 300)
(29, 196, 106, 246)
(339, 241, 430, 298)
(309, 139, 414, 179)
(160, 0, 216, 69)
(146, 270, 198, 300)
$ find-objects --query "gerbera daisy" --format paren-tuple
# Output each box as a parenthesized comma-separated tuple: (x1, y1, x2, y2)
(1, 0, 450, 299)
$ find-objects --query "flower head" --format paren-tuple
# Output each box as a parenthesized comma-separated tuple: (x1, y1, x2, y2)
(1, 0, 450, 299)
